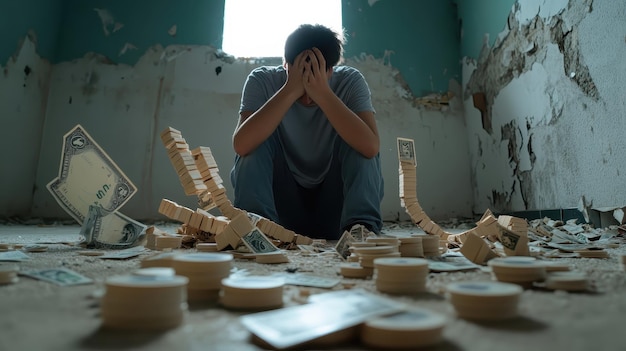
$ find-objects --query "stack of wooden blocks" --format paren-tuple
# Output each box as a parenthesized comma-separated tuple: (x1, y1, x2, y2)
(156, 127, 313, 252)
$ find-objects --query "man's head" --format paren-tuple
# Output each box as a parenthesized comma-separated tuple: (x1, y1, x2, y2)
(284, 24, 344, 70)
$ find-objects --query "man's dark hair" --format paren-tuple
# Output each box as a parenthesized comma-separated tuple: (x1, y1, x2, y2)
(284, 24, 344, 70)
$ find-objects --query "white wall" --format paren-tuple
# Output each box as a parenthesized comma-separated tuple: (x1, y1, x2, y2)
(463, 0, 626, 213)
(0, 37, 52, 217)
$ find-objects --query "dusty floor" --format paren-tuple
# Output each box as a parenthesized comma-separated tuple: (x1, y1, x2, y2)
(0, 220, 625, 351)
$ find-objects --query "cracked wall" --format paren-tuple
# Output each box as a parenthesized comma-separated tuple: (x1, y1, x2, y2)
(461, 0, 626, 214)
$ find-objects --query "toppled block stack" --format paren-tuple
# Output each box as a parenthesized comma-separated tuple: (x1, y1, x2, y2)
(159, 126, 314, 249)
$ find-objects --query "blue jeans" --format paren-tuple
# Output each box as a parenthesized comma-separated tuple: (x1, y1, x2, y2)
(230, 132, 384, 239)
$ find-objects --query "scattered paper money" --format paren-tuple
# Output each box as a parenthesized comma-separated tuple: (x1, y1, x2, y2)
(275, 273, 340, 288)
(241, 228, 280, 254)
(241, 289, 403, 349)
(80, 204, 146, 249)
(21, 268, 93, 286)
(427, 255, 480, 272)
(47, 124, 137, 224)
(0, 251, 31, 262)
(334, 231, 355, 260)
(99, 246, 146, 259)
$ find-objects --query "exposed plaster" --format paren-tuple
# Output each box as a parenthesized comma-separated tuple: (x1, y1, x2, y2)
(465, 0, 596, 115)
(464, 0, 599, 213)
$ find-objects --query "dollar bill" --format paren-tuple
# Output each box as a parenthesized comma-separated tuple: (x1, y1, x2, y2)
(47, 125, 136, 224)
(274, 273, 340, 288)
(0, 250, 31, 262)
(241, 228, 280, 254)
(21, 267, 93, 286)
(397, 137, 417, 166)
(241, 289, 403, 349)
(334, 230, 355, 260)
(80, 204, 146, 249)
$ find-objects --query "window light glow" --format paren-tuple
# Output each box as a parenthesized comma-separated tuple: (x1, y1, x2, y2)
(222, 0, 343, 58)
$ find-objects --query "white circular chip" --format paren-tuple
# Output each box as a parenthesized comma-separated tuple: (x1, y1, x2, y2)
(447, 281, 523, 297)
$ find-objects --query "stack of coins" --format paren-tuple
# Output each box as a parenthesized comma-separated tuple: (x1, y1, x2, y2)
(545, 271, 589, 291)
(101, 274, 189, 330)
(0, 265, 19, 285)
(196, 243, 218, 252)
(133, 267, 175, 278)
(353, 246, 401, 268)
(172, 253, 233, 302)
(347, 242, 376, 262)
(219, 276, 284, 310)
(446, 281, 523, 320)
(339, 262, 374, 279)
(398, 236, 424, 257)
(412, 234, 440, 256)
(255, 252, 289, 264)
(360, 308, 446, 349)
(374, 257, 429, 294)
(621, 254, 626, 272)
(366, 236, 400, 247)
(488, 256, 546, 287)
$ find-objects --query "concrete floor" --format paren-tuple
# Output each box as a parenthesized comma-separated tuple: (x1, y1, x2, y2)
(1, 222, 625, 351)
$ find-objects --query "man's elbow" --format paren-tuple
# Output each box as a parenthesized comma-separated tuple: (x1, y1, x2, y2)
(361, 143, 379, 159)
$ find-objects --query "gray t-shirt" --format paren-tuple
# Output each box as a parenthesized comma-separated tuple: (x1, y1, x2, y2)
(239, 65, 375, 188)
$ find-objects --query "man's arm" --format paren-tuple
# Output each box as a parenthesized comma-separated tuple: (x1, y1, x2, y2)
(303, 48, 380, 158)
(232, 53, 308, 156)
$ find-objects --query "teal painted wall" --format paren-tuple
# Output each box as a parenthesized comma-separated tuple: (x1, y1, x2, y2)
(55, 0, 225, 65)
(0, 0, 64, 63)
(342, 0, 461, 96)
(455, 0, 516, 59)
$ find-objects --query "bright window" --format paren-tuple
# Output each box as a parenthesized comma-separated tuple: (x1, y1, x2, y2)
(222, 0, 343, 58)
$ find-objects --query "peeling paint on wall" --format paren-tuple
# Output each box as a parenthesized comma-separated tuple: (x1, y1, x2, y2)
(463, 0, 626, 214)
(465, 0, 596, 115)
(93, 8, 123, 36)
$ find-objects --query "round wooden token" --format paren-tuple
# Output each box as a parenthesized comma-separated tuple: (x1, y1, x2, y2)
(255, 252, 289, 264)
(545, 271, 589, 291)
(446, 281, 522, 320)
(361, 308, 446, 349)
(340, 263, 374, 278)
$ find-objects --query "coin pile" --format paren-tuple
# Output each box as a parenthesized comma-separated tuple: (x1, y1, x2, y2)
(545, 271, 589, 291)
(360, 308, 446, 349)
(446, 281, 523, 320)
(374, 257, 429, 294)
(100, 274, 189, 330)
(353, 245, 401, 268)
(488, 256, 546, 287)
(172, 252, 233, 301)
(411, 234, 440, 256)
(0, 265, 19, 285)
(397, 236, 424, 257)
(346, 242, 376, 262)
(219, 276, 284, 310)
(339, 262, 374, 279)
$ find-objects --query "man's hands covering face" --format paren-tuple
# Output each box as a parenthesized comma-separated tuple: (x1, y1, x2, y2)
(286, 48, 331, 104)
(302, 47, 331, 102)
